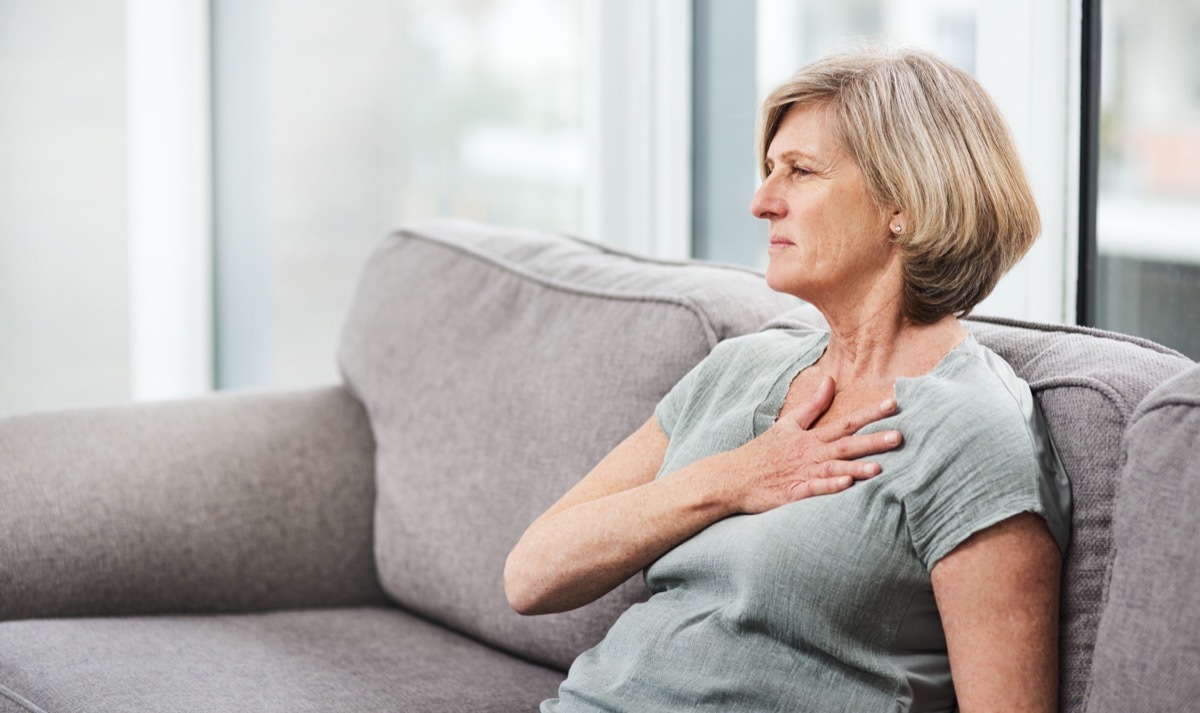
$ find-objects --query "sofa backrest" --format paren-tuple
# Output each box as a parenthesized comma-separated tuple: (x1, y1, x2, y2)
(763, 306, 1195, 713)
(337, 220, 799, 670)
(1085, 363, 1200, 713)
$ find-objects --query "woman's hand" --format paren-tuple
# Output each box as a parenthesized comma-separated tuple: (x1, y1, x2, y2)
(506, 375, 902, 615)
(709, 375, 902, 515)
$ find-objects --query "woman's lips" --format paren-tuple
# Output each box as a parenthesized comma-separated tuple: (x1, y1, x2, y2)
(769, 236, 793, 250)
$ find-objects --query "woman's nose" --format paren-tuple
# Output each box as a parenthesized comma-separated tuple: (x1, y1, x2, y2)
(750, 179, 786, 220)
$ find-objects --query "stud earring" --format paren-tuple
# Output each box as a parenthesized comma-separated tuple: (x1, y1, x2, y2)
(891, 224, 903, 234)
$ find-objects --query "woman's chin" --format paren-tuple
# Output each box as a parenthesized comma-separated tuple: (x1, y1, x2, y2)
(765, 263, 805, 298)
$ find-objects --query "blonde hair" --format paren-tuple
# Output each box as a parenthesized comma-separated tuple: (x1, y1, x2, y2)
(757, 47, 1040, 323)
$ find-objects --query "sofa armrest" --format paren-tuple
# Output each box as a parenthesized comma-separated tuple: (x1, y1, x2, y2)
(0, 386, 386, 621)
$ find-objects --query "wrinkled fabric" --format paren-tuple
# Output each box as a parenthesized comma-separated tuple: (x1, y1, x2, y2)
(547, 330, 1071, 712)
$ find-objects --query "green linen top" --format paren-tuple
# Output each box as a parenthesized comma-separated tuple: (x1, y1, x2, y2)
(543, 329, 1072, 713)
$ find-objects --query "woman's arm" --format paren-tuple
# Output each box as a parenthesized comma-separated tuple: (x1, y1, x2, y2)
(931, 512, 1062, 713)
(504, 376, 902, 615)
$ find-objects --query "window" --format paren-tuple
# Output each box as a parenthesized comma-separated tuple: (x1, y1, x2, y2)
(1092, 0, 1200, 358)
(2, 2, 1188, 413)
(212, 0, 589, 389)
(0, 1, 129, 413)
(696, 0, 1073, 324)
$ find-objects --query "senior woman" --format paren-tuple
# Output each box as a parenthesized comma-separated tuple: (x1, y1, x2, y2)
(506, 47, 1071, 713)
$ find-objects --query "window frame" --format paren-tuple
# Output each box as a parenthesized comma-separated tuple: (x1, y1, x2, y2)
(126, 0, 214, 400)
(1076, 0, 1102, 326)
(584, 0, 693, 260)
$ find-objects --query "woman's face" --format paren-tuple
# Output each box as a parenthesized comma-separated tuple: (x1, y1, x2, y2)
(750, 104, 900, 308)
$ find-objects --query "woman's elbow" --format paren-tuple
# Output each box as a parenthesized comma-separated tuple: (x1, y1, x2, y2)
(503, 550, 546, 616)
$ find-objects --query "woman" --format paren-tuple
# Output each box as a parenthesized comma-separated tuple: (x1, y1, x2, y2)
(506, 47, 1071, 712)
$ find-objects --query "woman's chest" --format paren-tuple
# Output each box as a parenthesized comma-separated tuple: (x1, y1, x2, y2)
(645, 476, 930, 647)
(777, 368, 898, 428)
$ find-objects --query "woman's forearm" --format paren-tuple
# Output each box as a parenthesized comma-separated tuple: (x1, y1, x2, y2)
(505, 380, 901, 616)
(504, 457, 734, 615)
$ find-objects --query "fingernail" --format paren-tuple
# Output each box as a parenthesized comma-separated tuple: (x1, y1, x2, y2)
(863, 463, 879, 476)
(884, 431, 900, 445)
(880, 398, 897, 412)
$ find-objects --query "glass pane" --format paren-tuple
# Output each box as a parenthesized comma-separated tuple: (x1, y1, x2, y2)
(0, 1, 129, 413)
(1095, 0, 1200, 358)
(213, 0, 586, 389)
(756, 0, 979, 117)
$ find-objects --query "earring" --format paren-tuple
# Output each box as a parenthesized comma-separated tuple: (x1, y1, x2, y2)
(891, 224, 903, 234)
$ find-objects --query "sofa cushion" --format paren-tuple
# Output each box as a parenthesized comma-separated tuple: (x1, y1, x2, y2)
(0, 386, 383, 622)
(762, 306, 1195, 713)
(0, 607, 563, 713)
(337, 220, 799, 670)
(1085, 364, 1200, 713)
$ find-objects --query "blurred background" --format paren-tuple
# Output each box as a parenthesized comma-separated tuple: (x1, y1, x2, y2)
(1, 0, 1196, 413)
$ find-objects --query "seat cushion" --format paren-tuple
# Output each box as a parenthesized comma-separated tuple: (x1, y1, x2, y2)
(0, 607, 564, 713)
(1085, 364, 1200, 713)
(762, 306, 1195, 713)
(337, 220, 798, 670)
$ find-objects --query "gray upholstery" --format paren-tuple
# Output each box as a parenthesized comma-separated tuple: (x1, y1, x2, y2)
(763, 306, 1195, 713)
(0, 608, 563, 713)
(337, 220, 799, 670)
(1, 220, 1196, 711)
(0, 386, 385, 621)
(964, 317, 1193, 713)
(1085, 364, 1200, 712)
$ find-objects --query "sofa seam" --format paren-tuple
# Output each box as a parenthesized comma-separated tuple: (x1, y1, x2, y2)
(1033, 371, 1169, 713)
(398, 219, 769, 276)
(389, 229, 737, 348)
(964, 315, 1189, 358)
(1129, 393, 1200, 422)
(1025, 375, 1133, 422)
(1025, 374, 1128, 690)
(0, 683, 48, 713)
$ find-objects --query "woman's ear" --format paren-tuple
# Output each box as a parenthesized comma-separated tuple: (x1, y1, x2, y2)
(888, 208, 907, 236)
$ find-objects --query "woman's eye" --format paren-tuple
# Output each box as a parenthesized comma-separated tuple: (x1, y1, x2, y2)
(790, 166, 811, 177)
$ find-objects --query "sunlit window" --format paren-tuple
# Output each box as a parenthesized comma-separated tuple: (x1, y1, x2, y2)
(756, 0, 979, 102)
(0, 1, 129, 413)
(213, 0, 586, 388)
(1095, 0, 1200, 358)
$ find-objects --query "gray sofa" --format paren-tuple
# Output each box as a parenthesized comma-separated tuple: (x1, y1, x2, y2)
(1, 221, 1196, 713)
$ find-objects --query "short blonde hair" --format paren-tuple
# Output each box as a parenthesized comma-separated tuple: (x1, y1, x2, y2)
(757, 47, 1040, 323)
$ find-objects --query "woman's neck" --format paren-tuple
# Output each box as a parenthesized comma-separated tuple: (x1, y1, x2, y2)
(818, 306, 967, 386)
(800, 252, 968, 385)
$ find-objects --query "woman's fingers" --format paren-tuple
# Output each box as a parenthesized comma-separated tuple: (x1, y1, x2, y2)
(792, 376, 837, 430)
(789, 460, 882, 500)
(817, 395, 899, 440)
(825, 430, 903, 461)
(802, 475, 855, 497)
(747, 384, 903, 509)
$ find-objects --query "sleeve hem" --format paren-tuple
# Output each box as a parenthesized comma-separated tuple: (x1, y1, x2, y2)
(920, 500, 1056, 572)
(655, 406, 674, 439)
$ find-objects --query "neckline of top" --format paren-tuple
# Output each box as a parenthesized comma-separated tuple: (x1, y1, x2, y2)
(759, 329, 979, 433)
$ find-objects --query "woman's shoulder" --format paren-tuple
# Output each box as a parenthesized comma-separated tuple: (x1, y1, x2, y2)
(901, 336, 1034, 426)
(892, 336, 1048, 470)
(894, 336, 1073, 561)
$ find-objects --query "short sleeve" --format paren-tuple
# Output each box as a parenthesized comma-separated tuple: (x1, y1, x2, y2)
(901, 380, 1072, 571)
(653, 334, 768, 438)
(655, 349, 716, 438)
